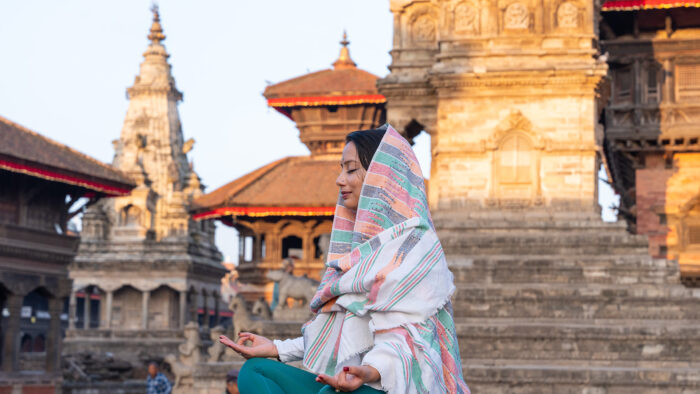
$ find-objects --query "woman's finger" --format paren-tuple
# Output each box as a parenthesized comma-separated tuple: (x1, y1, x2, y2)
(316, 373, 337, 387)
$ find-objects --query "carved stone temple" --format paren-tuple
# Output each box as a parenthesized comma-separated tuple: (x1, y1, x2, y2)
(192, 34, 386, 299)
(380, 0, 700, 392)
(64, 7, 225, 366)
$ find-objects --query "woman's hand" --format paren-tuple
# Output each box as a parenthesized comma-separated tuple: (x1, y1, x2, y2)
(219, 332, 279, 359)
(316, 365, 380, 392)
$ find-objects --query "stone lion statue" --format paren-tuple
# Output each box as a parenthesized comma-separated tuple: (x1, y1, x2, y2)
(265, 269, 319, 309)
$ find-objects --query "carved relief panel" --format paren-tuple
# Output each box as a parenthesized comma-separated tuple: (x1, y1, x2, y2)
(453, 1, 480, 36)
(556, 2, 579, 28)
(487, 111, 545, 205)
(503, 3, 530, 30)
(404, 3, 439, 48)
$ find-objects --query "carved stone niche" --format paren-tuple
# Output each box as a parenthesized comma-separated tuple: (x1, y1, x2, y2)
(453, 1, 480, 36)
(486, 111, 546, 205)
(502, 2, 531, 31)
(554, 1, 580, 30)
(407, 5, 438, 47)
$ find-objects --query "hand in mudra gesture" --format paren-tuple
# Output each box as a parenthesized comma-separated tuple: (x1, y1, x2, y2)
(316, 365, 380, 392)
(219, 332, 278, 359)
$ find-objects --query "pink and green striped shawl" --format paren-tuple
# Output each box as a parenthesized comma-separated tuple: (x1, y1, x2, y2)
(301, 125, 469, 393)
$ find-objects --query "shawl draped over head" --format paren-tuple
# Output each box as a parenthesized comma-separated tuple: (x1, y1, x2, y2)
(302, 125, 469, 393)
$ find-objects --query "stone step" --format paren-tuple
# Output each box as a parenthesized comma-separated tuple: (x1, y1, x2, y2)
(447, 255, 680, 285)
(461, 360, 700, 393)
(454, 318, 700, 363)
(439, 231, 649, 256)
(452, 283, 700, 320)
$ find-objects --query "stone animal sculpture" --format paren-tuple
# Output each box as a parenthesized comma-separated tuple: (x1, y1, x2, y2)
(251, 297, 272, 320)
(265, 269, 319, 308)
(228, 294, 265, 340)
(177, 322, 201, 366)
(207, 325, 226, 362)
(164, 353, 192, 390)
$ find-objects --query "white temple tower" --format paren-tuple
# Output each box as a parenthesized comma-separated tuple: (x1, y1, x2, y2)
(65, 6, 225, 364)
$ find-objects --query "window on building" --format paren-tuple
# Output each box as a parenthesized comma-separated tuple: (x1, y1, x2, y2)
(614, 66, 633, 104)
(644, 64, 661, 104)
(244, 236, 253, 262)
(689, 225, 700, 245)
(676, 64, 700, 101)
(261, 234, 266, 260)
(282, 235, 303, 259)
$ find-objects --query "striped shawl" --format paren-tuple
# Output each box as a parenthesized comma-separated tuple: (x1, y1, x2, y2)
(301, 125, 469, 393)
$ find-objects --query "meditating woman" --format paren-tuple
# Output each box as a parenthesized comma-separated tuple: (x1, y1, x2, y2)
(220, 125, 469, 394)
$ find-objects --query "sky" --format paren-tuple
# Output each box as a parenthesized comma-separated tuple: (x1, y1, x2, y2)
(0, 1, 618, 263)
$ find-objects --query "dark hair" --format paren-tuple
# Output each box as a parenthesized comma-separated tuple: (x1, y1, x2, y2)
(345, 126, 387, 170)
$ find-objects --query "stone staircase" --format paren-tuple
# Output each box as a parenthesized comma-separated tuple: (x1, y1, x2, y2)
(436, 212, 700, 393)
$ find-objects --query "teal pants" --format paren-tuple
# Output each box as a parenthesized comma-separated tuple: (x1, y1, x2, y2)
(238, 358, 384, 394)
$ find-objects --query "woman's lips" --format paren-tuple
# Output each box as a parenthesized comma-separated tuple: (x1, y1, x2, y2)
(341, 191, 351, 200)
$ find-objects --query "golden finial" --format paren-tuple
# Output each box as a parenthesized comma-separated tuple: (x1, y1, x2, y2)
(333, 30, 356, 70)
(148, 3, 166, 44)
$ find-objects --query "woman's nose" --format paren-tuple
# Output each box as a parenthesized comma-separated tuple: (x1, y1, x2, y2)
(336, 172, 345, 187)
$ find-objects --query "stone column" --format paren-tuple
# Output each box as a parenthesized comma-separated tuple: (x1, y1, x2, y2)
(179, 290, 187, 328)
(141, 290, 150, 330)
(68, 290, 77, 330)
(190, 291, 199, 323)
(213, 295, 220, 326)
(201, 292, 209, 328)
(104, 291, 113, 329)
(2, 294, 22, 372)
(83, 289, 91, 329)
(46, 297, 63, 372)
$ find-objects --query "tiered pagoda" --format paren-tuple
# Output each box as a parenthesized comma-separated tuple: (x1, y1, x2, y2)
(0, 116, 134, 393)
(65, 7, 225, 366)
(192, 33, 386, 293)
(601, 0, 700, 285)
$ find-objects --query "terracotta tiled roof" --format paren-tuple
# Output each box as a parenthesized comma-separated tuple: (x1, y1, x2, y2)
(0, 115, 134, 195)
(263, 68, 380, 99)
(192, 156, 340, 215)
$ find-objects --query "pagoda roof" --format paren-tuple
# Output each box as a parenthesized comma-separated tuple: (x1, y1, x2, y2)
(602, 0, 700, 10)
(0, 115, 134, 196)
(263, 32, 386, 115)
(192, 156, 339, 220)
(264, 67, 381, 101)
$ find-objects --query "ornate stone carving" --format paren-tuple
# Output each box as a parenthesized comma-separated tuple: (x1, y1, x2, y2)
(557, 2, 578, 28)
(178, 322, 202, 366)
(228, 294, 265, 340)
(265, 269, 319, 308)
(487, 110, 546, 150)
(454, 2, 479, 35)
(251, 297, 272, 320)
(164, 322, 201, 390)
(504, 3, 529, 29)
(207, 325, 226, 362)
(412, 15, 436, 44)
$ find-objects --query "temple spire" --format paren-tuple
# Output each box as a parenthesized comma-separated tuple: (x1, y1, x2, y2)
(148, 4, 165, 44)
(332, 30, 356, 70)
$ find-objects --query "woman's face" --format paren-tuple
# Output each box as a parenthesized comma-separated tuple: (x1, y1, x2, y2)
(336, 142, 366, 210)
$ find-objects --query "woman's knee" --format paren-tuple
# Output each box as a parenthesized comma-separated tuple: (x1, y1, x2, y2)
(240, 357, 278, 376)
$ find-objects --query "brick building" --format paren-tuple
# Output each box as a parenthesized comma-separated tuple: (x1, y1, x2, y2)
(601, 0, 700, 285)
